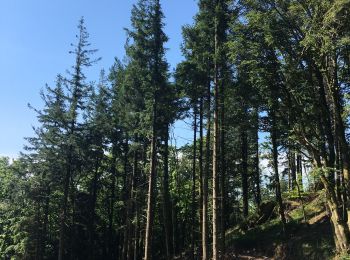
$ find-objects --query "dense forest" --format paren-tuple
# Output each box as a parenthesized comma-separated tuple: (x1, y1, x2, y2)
(1, 0, 350, 259)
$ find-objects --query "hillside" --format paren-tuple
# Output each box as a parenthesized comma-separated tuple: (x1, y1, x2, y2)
(225, 192, 342, 260)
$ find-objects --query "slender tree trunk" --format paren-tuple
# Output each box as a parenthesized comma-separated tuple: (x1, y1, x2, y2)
(191, 106, 197, 260)
(336, 140, 343, 202)
(336, 140, 347, 220)
(123, 142, 136, 260)
(220, 78, 226, 254)
(288, 152, 292, 192)
(134, 197, 140, 260)
(241, 129, 249, 217)
(328, 55, 350, 229)
(291, 152, 297, 190)
(297, 154, 303, 192)
(127, 150, 139, 260)
(122, 140, 131, 260)
(330, 55, 350, 186)
(270, 112, 286, 233)
(202, 80, 211, 260)
(254, 108, 261, 207)
(162, 124, 173, 259)
(144, 103, 157, 260)
(313, 64, 336, 184)
(88, 157, 100, 260)
(171, 147, 179, 256)
(108, 155, 117, 259)
(199, 97, 204, 257)
(172, 199, 178, 255)
(212, 24, 220, 259)
(295, 175, 307, 223)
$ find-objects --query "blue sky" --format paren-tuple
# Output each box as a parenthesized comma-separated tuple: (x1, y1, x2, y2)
(0, 0, 198, 158)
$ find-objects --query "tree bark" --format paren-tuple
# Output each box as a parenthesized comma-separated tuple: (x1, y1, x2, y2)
(241, 129, 249, 217)
(320, 174, 350, 253)
(220, 77, 226, 254)
(108, 155, 117, 259)
(254, 108, 261, 207)
(144, 103, 157, 260)
(329, 55, 350, 185)
(191, 106, 197, 260)
(202, 80, 211, 260)
(162, 124, 173, 259)
(134, 195, 140, 260)
(123, 140, 136, 260)
(122, 141, 130, 259)
(199, 97, 204, 257)
(271, 112, 286, 233)
(297, 153, 303, 192)
(212, 30, 220, 260)
(88, 157, 100, 260)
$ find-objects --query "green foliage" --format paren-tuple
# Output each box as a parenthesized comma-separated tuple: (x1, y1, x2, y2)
(2, 0, 350, 258)
(0, 158, 31, 259)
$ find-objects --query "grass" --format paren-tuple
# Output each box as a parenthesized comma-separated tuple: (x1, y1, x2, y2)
(226, 191, 335, 259)
(288, 190, 326, 222)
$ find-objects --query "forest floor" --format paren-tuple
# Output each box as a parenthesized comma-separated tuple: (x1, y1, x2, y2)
(224, 191, 341, 260)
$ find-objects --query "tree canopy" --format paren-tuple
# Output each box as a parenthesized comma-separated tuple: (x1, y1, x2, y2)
(2, 0, 350, 259)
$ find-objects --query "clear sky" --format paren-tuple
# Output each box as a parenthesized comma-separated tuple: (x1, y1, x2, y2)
(0, 0, 198, 158)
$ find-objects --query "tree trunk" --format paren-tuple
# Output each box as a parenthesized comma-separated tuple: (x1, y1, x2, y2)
(320, 174, 350, 253)
(108, 155, 117, 259)
(295, 174, 307, 223)
(199, 97, 204, 257)
(134, 195, 140, 260)
(212, 24, 220, 259)
(313, 64, 336, 184)
(336, 140, 343, 202)
(202, 80, 211, 260)
(162, 124, 173, 259)
(172, 199, 178, 255)
(241, 129, 249, 217)
(123, 141, 136, 260)
(144, 103, 157, 260)
(254, 108, 261, 207)
(220, 78, 226, 254)
(291, 152, 297, 191)
(88, 157, 100, 260)
(297, 153, 303, 192)
(191, 106, 197, 260)
(329, 55, 350, 185)
(271, 112, 286, 233)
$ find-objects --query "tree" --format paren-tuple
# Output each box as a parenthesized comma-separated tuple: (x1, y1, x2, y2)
(123, 1, 171, 259)
(58, 17, 100, 260)
(4, 1, 350, 258)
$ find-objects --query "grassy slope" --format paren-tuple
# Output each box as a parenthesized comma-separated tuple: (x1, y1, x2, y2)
(226, 191, 338, 259)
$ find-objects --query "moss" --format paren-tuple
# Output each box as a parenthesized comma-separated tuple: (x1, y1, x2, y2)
(336, 254, 350, 260)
